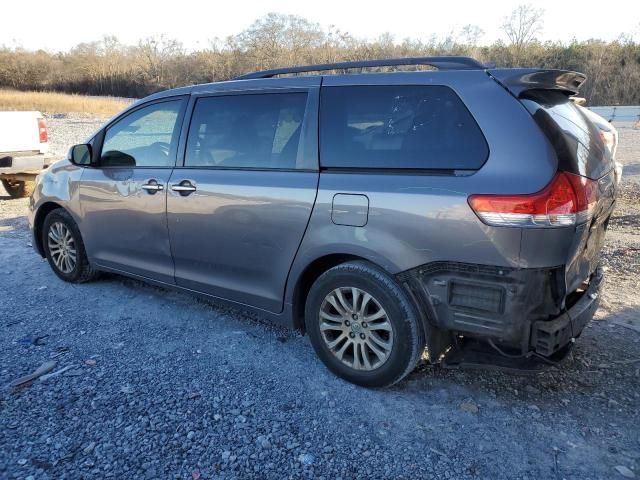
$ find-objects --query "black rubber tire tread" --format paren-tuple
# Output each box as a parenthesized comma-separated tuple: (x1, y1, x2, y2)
(1, 179, 35, 198)
(42, 208, 98, 283)
(305, 260, 425, 388)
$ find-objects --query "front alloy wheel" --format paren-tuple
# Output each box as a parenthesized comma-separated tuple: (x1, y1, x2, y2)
(42, 208, 98, 283)
(47, 221, 77, 274)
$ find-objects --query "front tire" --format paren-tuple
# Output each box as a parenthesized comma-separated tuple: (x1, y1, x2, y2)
(1, 179, 35, 198)
(42, 209, 98, 283)
(305, 261, 425, 388)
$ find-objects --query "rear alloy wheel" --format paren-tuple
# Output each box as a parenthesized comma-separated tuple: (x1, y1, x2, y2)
(319, 287, 394, 371)
(42, 209, 98, 283)
(306, 261, 425, 388)
(1, 179, 35, 198)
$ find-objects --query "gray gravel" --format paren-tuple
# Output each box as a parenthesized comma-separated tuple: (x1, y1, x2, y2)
(0, 119, 639, 479)
(42, 113, 106, 159)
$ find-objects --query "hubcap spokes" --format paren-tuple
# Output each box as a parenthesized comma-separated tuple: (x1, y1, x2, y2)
(47, 222, 77, 274)
(319, 287, 394, 371)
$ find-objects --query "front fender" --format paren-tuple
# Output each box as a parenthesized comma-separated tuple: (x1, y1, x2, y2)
(29, 159, 84, 254)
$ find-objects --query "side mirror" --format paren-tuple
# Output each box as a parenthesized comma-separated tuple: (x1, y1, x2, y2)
(69, 144, 92, 166)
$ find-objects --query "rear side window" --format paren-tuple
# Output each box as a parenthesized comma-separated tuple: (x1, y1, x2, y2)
(185, 93, 307, 169)
(320, 85, 488, 170)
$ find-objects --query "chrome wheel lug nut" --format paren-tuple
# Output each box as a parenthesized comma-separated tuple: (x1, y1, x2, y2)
(359, 333, 366, 340)
(362, 322, 368, 328)
(349, 332, 356, 338)
(352, 313, 358, 320)
(345, 320, 350, 326)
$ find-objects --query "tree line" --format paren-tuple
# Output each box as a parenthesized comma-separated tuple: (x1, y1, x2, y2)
(1, 9, 639, 105)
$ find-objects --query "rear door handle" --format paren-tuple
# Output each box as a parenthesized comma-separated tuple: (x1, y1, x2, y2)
(141, 180, 164, 194)
(171, 180, 197, 196)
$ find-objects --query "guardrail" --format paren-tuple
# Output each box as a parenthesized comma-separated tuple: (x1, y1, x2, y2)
(588, 106, 640, 122)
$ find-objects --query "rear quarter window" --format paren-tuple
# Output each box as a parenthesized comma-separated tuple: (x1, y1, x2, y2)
(319, 85, 488, 170)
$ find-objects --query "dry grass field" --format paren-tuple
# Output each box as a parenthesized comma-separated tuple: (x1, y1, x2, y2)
(0, 89, 129, 115)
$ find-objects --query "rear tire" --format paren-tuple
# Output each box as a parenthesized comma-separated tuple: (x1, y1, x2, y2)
(305, 261, 425, 388)
(1, 179, 35, 198)
(42, 209, 98, 283)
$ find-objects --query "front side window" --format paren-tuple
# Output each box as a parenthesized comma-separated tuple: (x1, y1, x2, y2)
(101, 99, 184, 168)
(320, 85, 488, 170)
(185, 93, 307, 169)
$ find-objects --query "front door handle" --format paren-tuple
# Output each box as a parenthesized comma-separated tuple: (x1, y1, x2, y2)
(141, 180, 164, 194)
(171, 181, 197, 196)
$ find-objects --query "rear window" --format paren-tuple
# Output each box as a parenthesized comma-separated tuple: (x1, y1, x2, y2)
(319, 85, 488, 170)
(521, 90, 611, 179)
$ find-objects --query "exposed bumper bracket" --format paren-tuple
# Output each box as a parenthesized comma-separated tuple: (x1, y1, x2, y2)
(530, 267, 603, 357)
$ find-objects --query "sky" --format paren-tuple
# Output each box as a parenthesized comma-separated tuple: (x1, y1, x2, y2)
(2, 0, 639, 51)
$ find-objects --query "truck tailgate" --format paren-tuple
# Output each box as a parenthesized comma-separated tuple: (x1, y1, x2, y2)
(0, 111, 48, 154)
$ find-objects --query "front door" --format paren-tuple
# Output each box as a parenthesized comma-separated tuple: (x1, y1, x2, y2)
(167, 88, 319, 312)
(79, 97, 187, 283)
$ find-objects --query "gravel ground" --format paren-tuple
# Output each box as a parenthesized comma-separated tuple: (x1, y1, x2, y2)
(0, 117, 639, 480)
(42, 113, 106, 159)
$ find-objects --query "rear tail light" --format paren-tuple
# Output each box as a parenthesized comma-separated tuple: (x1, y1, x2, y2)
(468, 172, 599, 228)
(37, 117, 48, 143)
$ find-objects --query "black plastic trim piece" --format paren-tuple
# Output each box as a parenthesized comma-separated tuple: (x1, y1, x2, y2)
(319, 167, 466, 176)
(397, 261, 567, 354)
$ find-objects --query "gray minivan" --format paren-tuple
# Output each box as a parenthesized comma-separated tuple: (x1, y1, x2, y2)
(29, 57, 617, 387)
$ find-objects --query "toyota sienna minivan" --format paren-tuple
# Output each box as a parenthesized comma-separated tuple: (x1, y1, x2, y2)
(29, 57, 617, 387)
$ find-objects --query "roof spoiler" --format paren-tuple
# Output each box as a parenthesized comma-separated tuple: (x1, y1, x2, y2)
(487, 68, 587, 97)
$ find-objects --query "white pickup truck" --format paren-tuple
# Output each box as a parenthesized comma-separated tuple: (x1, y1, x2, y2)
(0, 111, 51, 198)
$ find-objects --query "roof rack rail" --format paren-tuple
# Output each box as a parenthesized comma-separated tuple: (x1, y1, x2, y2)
(235, 56, 486, 80)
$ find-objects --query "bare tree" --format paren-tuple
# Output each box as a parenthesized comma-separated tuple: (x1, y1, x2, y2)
(136, 36, 184, 86)
(502, 4, 544, 61)
(459, 25, 485, 46)
(235, 13, 325, 70)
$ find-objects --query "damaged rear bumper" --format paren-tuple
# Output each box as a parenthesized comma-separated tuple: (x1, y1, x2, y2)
(397, 262, 603, 359)
(530, 267, 602, 356)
